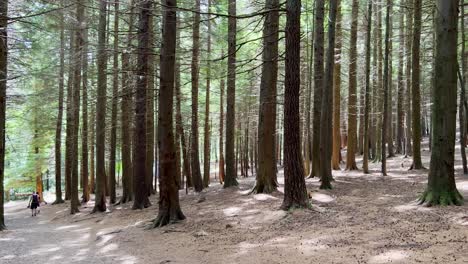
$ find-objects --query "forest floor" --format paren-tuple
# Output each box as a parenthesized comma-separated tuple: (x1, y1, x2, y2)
(2, 139, 468, 264)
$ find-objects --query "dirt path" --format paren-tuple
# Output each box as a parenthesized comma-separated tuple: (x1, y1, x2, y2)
(1, 141, 468, 263)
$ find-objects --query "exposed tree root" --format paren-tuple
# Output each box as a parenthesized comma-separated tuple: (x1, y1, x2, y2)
(418, 189, 464, 207)
(409, 163, 426, 170)
(52, 199, 65, 205)
(249, 182, 278, 194)
(147, 209, 186, 229)
(280, 200, 311, 211)
(319, 181, 333, 190)
(0, 224, 5, 231)
(223, 178, 239, 188)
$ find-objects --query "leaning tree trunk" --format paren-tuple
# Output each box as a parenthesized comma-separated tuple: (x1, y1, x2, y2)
(151, 0, 186, 227)
(419, 0, 462, 206)
(132, 0, 152, 210)
(346, 0, 359, 170)
(190, 0, 203, 192)
(93, 0, 108, 213)
(224, 0, 238, 188)
(319, 0, 338, 190)
(281, 0, 309, 210)
(0, 0, 7, 230)
(252, 0, 279, 194)
(362, 0, 372, 173)
(411, 0, 423, 169)
(310, 0, 325, 178)
(53, 0, 65, 205)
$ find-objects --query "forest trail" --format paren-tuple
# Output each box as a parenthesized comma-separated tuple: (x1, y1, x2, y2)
(2, 143, 468, 264)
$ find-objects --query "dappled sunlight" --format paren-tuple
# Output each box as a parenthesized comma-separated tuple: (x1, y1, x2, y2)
(392, 203, 431, 213)
(55, 224, 80, 230)
(369, 250, 409, 263)
(310, 192, 335, 203)
(1, 254, 16, 260)
(99, 243, 119, 254)
(223, 207, 242, 217)
(252, 193, 279, 201)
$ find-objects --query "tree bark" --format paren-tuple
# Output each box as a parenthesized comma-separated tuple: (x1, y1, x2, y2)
(93, 0, 108, 213)
(319, 0, 338, 190)
(203, 0, 212, 188)
(132, 0, 152, 210)
(459, 2, 467, 174)
(0, 0, 7, 229)
(346, 0, 359, 170)
(381, 0, 391, 176)
(332, 1, 342, 170)
(81, 4, 89, 204)
(362, 0, 372, 173)
(146, 10, 155, 196)
(281, 0, 309, 210)
(410, 0, 423, 169)
(190, 0, 203, 192)
(405, 0, 413, 157)
(310, 0, 324, 178)
(219, 77, 225, 184)
(224, 0, 238, 188)
(396, 6, 405, 155)
(252, 0, 279, 194)
(151, 0, 186, 227)
(419, 0, 462, 206)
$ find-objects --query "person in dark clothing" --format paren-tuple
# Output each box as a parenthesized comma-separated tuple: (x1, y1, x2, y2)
(28, 192, 39, 216)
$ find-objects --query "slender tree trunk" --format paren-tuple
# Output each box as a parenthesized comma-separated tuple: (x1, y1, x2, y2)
(151, 0, 185, 227)
(118, 0, 135, 204)
(108, 0, 120, 204)
(65, 31, 74, 201)
(459, 2, 467, 174)
(0, 0, 6, 231)
(396, 6, 405, 155)
(174, 14, 182, 189)
(405, 0, 413, 157)
(332, 1, 342, 170)
(224, 0, 238, 188)
(81, 6, 89, 204)
(381, 0, 391, 176)
(419, 0, 462, 206)
(281, 0, 309, 210)
(363, 0, 372, 173)
(70, 0, 85, 214)
(146, 11, 155, 196)
(93, 0, 108, 213)
(253, 0, 279, 194)
(219, 78, 225, 184)
(346, 0, 359, 170)
(90, 105, 95, 194)
(387, 2, 395, 158)
(410, 0, 423, 169)
(190, 0, 203, 192)
(310, 0, 324, 178)
(53, 1, 65, 205)
(319, 0, 338, 190)
(132, 0, 152, 210)
(203, 0, 212, 188)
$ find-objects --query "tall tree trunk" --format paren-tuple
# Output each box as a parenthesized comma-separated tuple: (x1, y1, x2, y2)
(119, 0, 135, 204)
(81, 6, 89, 204)
(381, 0, 391, 176)
(93, 0, 108, 213)
(0, 0, 6, 231)
(90, 105, 95, 194)
(70, 0, 85, 214)
(396, 6, 405, 155)
(419, 0, 462, 206)
(405, 0, 413, 157)
(310, 0, 324, 178)
(253, 0, 279, 194)
(346, 0, 359, 170)
(459, 2, 467, 174)
(219, 77, 225, 184)
(174, 14, 182, 189)
(203, 0, 212, 188)
(151, 0, 185, 227)
(319, 0, 338, 190)
(363, 0, 372, 173)
(410, 0, 423, 169)
(281, 0, 309, 210)
(190, 0, 203, 192)
(132, 0, 152, 210)
(109, 0, 120, 204)
(224, 0, 238, 188)
(146, 11, 155, 196)
(332, 1, 342, 170)
(53, 0, 65, 205)
(386, 2, 395, 158)
(65, 31, 74, 201)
